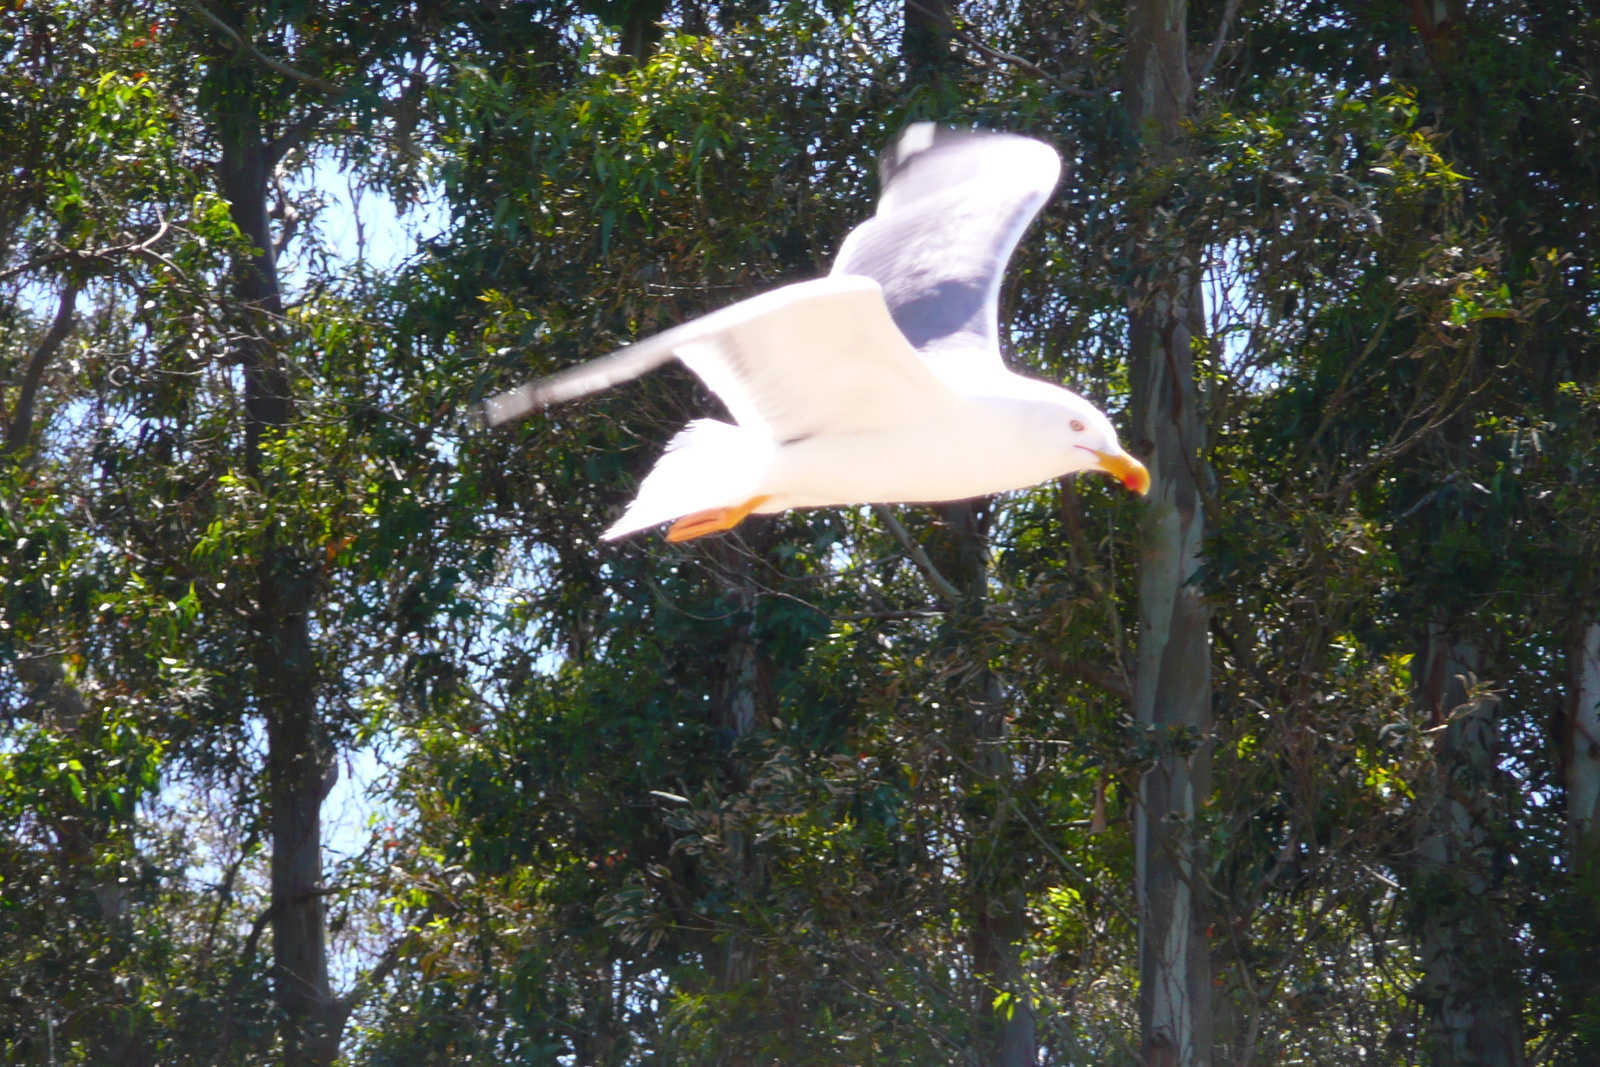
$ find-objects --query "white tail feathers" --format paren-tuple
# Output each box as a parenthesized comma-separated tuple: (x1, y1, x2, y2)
(602, 419, 773, 540)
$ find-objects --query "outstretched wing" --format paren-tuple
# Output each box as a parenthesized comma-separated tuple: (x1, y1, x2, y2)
(480, 316, 701, 426)
(831, 124, 1062, 371)
(482, 275, 966, 442)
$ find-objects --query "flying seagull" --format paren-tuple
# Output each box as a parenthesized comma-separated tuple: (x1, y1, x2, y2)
(482, 124, 1150, 542)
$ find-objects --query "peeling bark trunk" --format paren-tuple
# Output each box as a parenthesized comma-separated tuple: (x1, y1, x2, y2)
(1411, 628, 1525, 1067)
(1561, 623, 1600, 1067)
(215, 76, 339, 1067)
(1123, 1, 1214, 1064)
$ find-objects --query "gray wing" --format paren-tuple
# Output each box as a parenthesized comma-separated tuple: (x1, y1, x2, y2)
(831, 124, 1062, 370)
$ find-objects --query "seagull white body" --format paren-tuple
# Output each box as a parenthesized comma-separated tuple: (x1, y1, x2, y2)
(482, 124, 1149, 541)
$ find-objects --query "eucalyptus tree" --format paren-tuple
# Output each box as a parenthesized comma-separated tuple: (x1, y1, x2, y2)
(0, 3, 233, 1060)
(139, 5, 583, 1062)
(3, 1, 577, 1064)
(1118, 0, 1214, 1060)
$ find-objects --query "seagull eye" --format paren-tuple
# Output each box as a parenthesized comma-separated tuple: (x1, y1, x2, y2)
(1069, 419, 1086, 433)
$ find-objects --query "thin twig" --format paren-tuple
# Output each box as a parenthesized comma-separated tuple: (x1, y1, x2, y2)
(956, 28, 1096, 99)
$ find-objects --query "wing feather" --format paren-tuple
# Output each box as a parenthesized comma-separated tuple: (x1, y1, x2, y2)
(832, 125, 1061, 369)
(480, 275, 965, 441)
(674, 275, 965, 441)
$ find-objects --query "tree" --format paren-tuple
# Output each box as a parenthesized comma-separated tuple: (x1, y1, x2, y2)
(7, 1, 1600, 1066)
(1119, 0, 1213, 1062)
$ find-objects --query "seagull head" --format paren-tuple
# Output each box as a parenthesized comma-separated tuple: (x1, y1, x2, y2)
(1052, 394, 1150, 496)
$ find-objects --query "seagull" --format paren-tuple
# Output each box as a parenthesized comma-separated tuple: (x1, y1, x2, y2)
(482, 124, 1149, 542)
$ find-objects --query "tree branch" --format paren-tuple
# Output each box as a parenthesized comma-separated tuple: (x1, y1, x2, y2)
(5, 280, 80, 455)
(1194, 0, 1242, 86)
(202, 824, 264, 959)
(0, 219, 174, 284)
(333, 933, 410, 1021)
(213, 900, 276, 1056)
(906, 1, 1097, 99)
(181, 0, 344, 96)
(874, 505, 964, 606)
(267, 108, 328, 168)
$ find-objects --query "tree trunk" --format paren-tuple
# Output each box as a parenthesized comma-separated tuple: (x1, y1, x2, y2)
(937, 502, 1037, 1067)
(1568, 623, 1600, 858)
(1411, 628, 1525, 1067)
(1122, 2, 1214, 1065)
(1561, 625, 1600, 1067)
(903, 0, 957, 80)
(215, 77, 339, 1067)
(704, 537, 776, 1066)
(893, 2, 1031, 1055)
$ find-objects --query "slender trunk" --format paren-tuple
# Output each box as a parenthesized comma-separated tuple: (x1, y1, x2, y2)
(1123, 2, 1213, 1065)
(1561, 625, 1600, 1067)
(4, 278, 80, 455)
(939, 501, 1036, 1067)
(903, 0, 956, 79)
(215, 78, 339, 1067)
(620, 9, 662, 62)
(716, 583, 763, 996)
(1568, 623, 1600, 857)
(1411, 627, 1525, 1067)
(706, 538, 775, 1066)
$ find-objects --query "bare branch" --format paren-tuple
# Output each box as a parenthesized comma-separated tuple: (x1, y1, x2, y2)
(181, 0, 344, 96)
(334, 933, 410, 1020)
(213, 900, 276, 1056)
(202, 824, 264, 959)
(237, 901, 275, 970)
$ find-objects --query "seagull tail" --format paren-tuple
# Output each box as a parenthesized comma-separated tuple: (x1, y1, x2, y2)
(602, 419, 774, 541)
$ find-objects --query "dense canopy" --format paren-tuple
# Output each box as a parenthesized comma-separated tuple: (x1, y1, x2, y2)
(1, 1, 1597, 1066)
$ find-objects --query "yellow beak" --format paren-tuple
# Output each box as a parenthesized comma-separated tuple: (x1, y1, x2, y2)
(1089, 450, 1151, 496)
